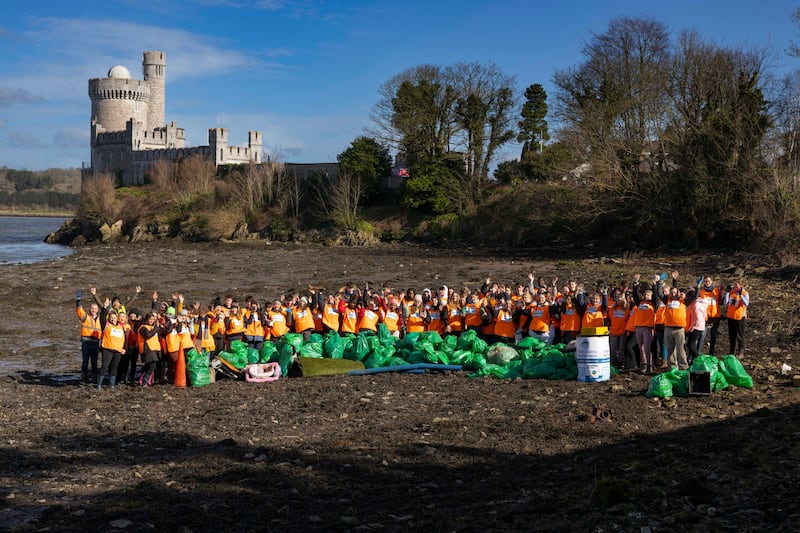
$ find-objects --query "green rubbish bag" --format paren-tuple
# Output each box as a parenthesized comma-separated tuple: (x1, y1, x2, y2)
(665, 369, 689, 397)
(344, 333, 371, 361)
(517, 336, 545, 350)
(230, 340, 248, 358)
(246, 347, 260, 365)
(449, 349, 473, 366)
(646, 373, 674, 398)
(456, 329, 477, 350)
(323, 331, 344, 359)
(420, 331, 444, 348)
(284, 333, 304, 351)
(486, 344, 519, 366)
(400, 332, 421, 350)
(690, 355, 729, 392)
(186, 349, 211, 387)
(363, 344, 396, 369)
(718, 355, 754, 388)
(260, 342, 278, 363)
(277, 343, 295, 377)
(218, 349, 247, 369)
(308, 333, 324, 344)
(444, 334, 458, 350)
(377, 323, 397, 347)
(299, 342, 324, 358)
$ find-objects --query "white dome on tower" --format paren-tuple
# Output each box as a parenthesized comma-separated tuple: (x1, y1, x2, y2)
(107, 65, 131, 79)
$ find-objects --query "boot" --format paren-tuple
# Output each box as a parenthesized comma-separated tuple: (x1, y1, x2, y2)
(81, 371, 88, 384)
(97, 374, 104, 391)
(109, 376, 117, 390)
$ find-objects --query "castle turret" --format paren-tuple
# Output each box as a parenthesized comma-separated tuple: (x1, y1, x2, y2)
(209, 128, 228, 165)
(142, 51, 166, 130)
(88, 65, 150, 133)
(248, 131, 262, 163)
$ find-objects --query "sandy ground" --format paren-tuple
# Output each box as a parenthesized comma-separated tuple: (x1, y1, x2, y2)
(0, 241, 797, 531)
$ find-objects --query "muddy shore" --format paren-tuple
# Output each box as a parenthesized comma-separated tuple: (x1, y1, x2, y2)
(0, 241, 797, 531)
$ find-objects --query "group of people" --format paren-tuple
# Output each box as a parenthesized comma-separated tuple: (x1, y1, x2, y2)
(75, 270, 750, 388)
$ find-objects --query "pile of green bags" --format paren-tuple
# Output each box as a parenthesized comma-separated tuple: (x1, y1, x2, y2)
(225, 326, 582, 381)
(645, 354, 754, 398)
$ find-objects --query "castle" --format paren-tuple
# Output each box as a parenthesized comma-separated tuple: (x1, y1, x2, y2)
(84, 51, 262, 185)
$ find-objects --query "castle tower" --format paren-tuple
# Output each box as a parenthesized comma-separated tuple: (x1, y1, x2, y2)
(248, 131, 262, 163)
(142, 51, 166, 130)
(209, 128, 228, 165)
(88, 65, 150, 133)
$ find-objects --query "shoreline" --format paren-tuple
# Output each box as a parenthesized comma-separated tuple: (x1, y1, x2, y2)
(0, 211, 74, 218)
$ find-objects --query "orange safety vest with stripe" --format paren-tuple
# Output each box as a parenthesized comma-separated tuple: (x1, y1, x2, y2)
(405, 311, 426, 333)
(426, 308, 445, 335)
(634, 302, 655, 328)
(381, 310, 401, 332)
(625, 306, 637, 333)
(138, 324, 161, 352)
(726, 289, 748, 320)
(357, 309, 380, 332)
(581, 306, 606, 328)
(494, 308, 516, 339)
(340, 308, 359, 334)
(446, 306, 463, 332)
(195, 317, 216, 352)
(528, 304, 551, 334)
(655, 301, 666, 326)
(664, 297, 687, 328)
(101, 322, 126, 352)
(698, 286, 721, 319)
(226, 313, 245, 336)
(244, 310, 265, 338)
(292, 307, 315, 333)
(77, 307, 102, 340)
(463, 304, 483, 327)
(560, 302, 581, 333)
(322, 304, 340, 331)
(268, 310, 289, 338)
(609, 306, 628, 336)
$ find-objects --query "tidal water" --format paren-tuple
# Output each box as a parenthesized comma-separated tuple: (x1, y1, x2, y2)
(0, 216, 74, 264)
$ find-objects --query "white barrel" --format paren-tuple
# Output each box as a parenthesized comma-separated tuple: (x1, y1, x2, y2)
(575, 335, 611, 382)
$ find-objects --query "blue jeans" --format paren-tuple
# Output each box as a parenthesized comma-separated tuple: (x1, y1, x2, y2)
(81, 339, 100, 374)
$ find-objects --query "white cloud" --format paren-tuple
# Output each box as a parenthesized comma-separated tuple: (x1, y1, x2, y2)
(4, 129, 49, 149)
(53, 127, 88, 149)
(0, 86, 45, 107)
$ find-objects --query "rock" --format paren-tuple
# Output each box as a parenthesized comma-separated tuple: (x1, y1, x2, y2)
(230, 222, 249, 241)
(110, 518, 133, 529)
(769, 347, 782, 354)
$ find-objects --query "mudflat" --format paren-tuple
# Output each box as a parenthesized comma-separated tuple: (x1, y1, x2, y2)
(0, 241, 797, 531)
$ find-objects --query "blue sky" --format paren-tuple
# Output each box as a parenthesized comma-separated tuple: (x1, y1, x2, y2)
(1, 0, 798, 170)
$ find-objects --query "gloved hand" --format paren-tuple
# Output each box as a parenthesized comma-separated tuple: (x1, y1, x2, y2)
(76, 289, 82, 300)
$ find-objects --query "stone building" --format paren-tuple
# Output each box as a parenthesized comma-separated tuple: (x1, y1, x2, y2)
(84, 51, 262, 185)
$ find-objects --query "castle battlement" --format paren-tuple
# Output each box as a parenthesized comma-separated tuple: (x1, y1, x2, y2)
(84, 50, 262, 185)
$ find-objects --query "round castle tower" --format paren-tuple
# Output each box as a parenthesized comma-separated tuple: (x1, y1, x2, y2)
(142, 51, 165, 130)
(88, 51, 166, 133)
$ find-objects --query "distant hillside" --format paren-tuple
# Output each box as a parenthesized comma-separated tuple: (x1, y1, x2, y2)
(0, 167, 80, 215)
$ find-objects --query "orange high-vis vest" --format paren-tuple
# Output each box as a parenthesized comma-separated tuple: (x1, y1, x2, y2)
(165, 326, 181, 353)
(625, 306, 637, 332)
(664, 298, 687, 328)
(382, 310, 401, 332)
(609, 306, 628, 336)
(322, 304, 340, 331)
(357, 309, 380, 332)
(227, 313, 245, 335)
(726, 289, 748, 320)
(528, 304, 551, 334)
(292, 307, 315, 332)
(634, 302, 655, 328)
(560, 303, 581, 332)
(581, 306, 606, 328)
(447, 307, 463, 332)
(655, 301, 666, 325)
(138, 324, 161, 352)
(494, 308, 516, 339)
(268, 310, 289, 338)
(178, 323, 195, 350)
(426, 309, 445, 335)
(340, 308, 359, 334)
(244, 310, 265, 338)
(101, 323, 125, 352)
(77, 307, 102, 339)
(405, 311, 426, 333)
(698, 286, 720, 319)
(463, 304, 482, 327)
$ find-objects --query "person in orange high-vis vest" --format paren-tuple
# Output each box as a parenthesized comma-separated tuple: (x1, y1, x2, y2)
(443, 295, 463, 335)
(357, 299, 381, 334)
(697, 276, 723, 356)
(633, 289, 656, 374)
(267, 300, 289, 340)
(98, 310, 126, 390)
(116, 309, 139, 386)
(320, 294, 341, 333)
(462, 295, 483, 332)
(662, 275, 688, 370)
(291, 297, 316, 341)
(381, 298, 403, 337)
(526, 293, 558, 345)
(724, 279, 749, 357)
(243, 301, 266, 350)
(580, 292, 607, 329)
(607, 291, 629, 368)
(226, 302, 246, 347)
(404, 295, 428, 334)
(340, 297, 360, 335)
(137, 312, 162, 386)
(491, 296, 516, 343)
(623, 293, 639, 371)
(426, 297, 446, 335)
(76, 290, 102, 383)
(559, 295, 581, 343)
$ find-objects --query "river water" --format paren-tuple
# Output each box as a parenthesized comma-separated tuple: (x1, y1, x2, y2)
(0, 215, 74, 264)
